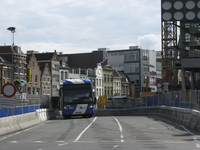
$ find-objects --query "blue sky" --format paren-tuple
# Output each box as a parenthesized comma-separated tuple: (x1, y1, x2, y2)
(0, 0, 161, 53)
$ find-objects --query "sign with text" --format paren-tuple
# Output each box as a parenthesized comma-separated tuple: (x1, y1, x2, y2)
(98, 96, 106, 105)
(0, 98, 16, 109)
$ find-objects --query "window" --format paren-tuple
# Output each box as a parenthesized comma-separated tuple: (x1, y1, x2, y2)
(36, 88, 40, 95)
(136, 52, 139, 60)
(124, 53, 129, 61)
(61, 71, 64, 80)
(130, 52, 135, 60)
(108, 87, 109, 95)
(7, 71, 9, 78)
(35, 75, 38, 83)
(65, 72, 67, 79)
(104, 74, 106, 82)
(16, 63, 19, 73)
(111, 87, 113, 95)
(107, 75, 109, 82)
(105, 87, 106, 95)
(27, 87, 31, 94)
(33, 62, 35, 68)
(33, 87, 35, 94)
(21, 63, 24, 73)
(3, 70, 5, 77)
(110, 75, 112, 82)
(43, 76, 46, 82)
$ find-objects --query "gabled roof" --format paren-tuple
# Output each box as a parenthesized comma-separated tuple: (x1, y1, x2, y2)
(118, 71, 130, 82)
(113, 68, 121, 78)
(0, 56, 10, 63)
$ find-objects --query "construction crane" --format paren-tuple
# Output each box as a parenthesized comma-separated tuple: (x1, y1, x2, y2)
(161, 21, 178, 88)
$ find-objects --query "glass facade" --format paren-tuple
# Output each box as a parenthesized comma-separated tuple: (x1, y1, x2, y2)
(180, 22, 200, 58)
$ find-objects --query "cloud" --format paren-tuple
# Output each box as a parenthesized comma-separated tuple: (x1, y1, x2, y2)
(138, 34, 161, 51)
(0, 0, 162, 53)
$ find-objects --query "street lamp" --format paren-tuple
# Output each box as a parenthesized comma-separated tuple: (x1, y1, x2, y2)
(7, 27, 16, 83)
(7, 27, 16, 45)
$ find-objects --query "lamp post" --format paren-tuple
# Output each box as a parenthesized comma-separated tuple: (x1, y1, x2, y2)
(7, 27, 16, 83)
(7, 27, 16, 46)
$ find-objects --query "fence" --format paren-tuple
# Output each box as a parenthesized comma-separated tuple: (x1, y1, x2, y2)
(0, 94, 51, 117)
(97, 90, 200, 110)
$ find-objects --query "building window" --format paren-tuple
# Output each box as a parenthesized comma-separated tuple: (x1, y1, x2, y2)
(124, 53, 129, 61)
(33, 87, 35, 94)
(16, 63, 19, 73)
(110, 75, 112, 82)
(36, 88, 40, 95)
(65, 72, 67, 79)
(107, 75, 109, 82)
(33, 61, 35, 68)
(35, 75, 38, 83)
(104, 74, 106, 82)
(21, 63, 24, 73)
(27, 87, 31, 94)
(136, 52, 139, 60)
(43, 76, 46, 82)
(111, 87, 113, 95)
(3, 70, 5, 77)
(61, 71, 64, 80)
(130, 52, 135, 60)
(7, 71, 9, 78)
(105, 87, 106, 95)
(108, 87, 109, 95)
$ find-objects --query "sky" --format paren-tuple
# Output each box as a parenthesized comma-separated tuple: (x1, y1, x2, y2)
(0, 0, 161, 54)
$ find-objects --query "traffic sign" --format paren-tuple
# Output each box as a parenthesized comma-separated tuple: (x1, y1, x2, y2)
(1, 83, 17, 98)
(157, 82, 162, 88)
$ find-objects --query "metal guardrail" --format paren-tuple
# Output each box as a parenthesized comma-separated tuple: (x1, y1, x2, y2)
(96, 90, 200, 110)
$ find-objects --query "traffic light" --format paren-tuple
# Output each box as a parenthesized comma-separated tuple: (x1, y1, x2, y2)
(27, 68, 31, 82)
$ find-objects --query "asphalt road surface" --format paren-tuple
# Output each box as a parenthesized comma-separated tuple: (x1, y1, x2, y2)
(1, 115, 200, 150)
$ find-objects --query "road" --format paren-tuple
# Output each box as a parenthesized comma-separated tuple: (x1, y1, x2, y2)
(1, 115, 200, 150)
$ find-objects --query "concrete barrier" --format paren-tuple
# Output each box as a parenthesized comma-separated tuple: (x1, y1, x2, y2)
(0, 109, 56, 136)
(94, 106, 200, 132)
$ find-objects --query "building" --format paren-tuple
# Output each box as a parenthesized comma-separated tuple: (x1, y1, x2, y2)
(118, 71, 130, 98)
(0, 56, 12, 93)
(58, 48, 108, 69)
(107, 46, 157, 95)
(113, 68, 122, 96)
(103, 65, 114, 98)
(26, 53, 41, 95)
(0, 45, 27, 93)
(27, 50, 60, 109)
(39, 63, 51, 97)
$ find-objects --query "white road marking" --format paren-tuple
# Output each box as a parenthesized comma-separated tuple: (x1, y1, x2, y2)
(196, 143, 200, 147)
(58, 143, 68, 146)
(56, 141, 65, 143)
(114, 145, 119, 148)
(0, 137, 7, 141)
(74, 117, 97, 142)
(112, 117, 124, 143)
(9, 141, 18, 143)
(163, 141, 187, 144)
